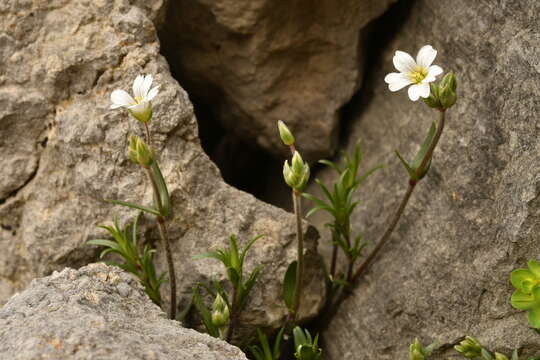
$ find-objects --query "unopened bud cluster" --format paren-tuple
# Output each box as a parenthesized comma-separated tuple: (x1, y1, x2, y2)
(278, 121, 310, 191)
(128, 135, 154, 167)
(211, 293, 230, 329)
(283, 151, 310, 191)
(423, 72, 457, 110)
(454, 336, 483, 358)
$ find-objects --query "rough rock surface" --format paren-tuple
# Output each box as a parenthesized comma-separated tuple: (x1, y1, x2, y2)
(310, 1, 540, 358)
(0, 0, 325, 334)
(0, 263, 248, 360)
(160, 0, 396, 161)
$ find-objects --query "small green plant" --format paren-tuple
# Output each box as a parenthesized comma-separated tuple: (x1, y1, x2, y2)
(90, 74, 177, 319)
(88, 213, 166, 305)
(278, 121, 310, 323)
(511, 260, 540, 328)
(303, 142, 380, 299)
(292, 326, 322, 360)
(193, 234, 263, 340)
(409, 338, 438, 360)
(248, 328, 285, 360)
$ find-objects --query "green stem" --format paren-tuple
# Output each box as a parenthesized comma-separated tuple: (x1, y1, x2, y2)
(225, 285, 239, 342)
(329, 239, 338, 279)
(157, 217, 177, 320)
(352, 109, 446, 284)
(292, 190, 304, 322)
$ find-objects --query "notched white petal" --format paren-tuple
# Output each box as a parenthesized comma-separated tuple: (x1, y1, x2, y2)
(133, 75, 145, 98)
(408, 84, 421, 101)
(141, 75, 153, 98)
(111, 89, 135, 108)
(416, 45, 437, 68)
(385, 73, 413, 92)
(418, 82, 430, 98)
(146, 85, 160, 101)
(393, 50, 416, 73)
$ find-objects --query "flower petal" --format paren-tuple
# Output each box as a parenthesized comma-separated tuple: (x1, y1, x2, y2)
(140, 75, 153, 99)
(417, 82, 430, 98)
(385, 72, 413, 92)
(422, 65, 443, 83)
(146, 85, 160, 101)
(416, 45, 437, 68)
(408, 84, 422, 101)
(133, 75, 145, 98)
(393, 50, 416, 73)
(110, 89, 135, 109)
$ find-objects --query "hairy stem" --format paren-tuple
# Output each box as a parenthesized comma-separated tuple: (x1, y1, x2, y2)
(144, 123, 151, 145)
(330, 240, 338, 279)
(292, 190, 304, 322)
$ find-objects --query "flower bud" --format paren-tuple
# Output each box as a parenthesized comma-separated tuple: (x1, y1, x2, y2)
(283, 151, 310, 191)
(422, 83, 442, 109)
(439, 72, 457, 109)
(211, 293, 230, 328)
(278, 120, 295, 146)
(128, 135, 154, 167)
(409, 339, 426, 360)
(128, 100, 153, 123)
(454, 336, 483, 358)
(494, 353, 509, 360)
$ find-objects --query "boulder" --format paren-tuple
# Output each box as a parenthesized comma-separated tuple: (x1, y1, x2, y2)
(0, 0, 325, 335)
(311, 0, 540, 358)
(0, 263, 248, 360)
(159, 0, 396, 161)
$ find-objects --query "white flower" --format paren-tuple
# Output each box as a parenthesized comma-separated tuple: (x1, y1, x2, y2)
(110, 74, 160, 123)
(384, 45, 443, 101)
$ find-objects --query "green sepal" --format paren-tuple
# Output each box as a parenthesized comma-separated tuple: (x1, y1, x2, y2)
(283, 261, 297, 311)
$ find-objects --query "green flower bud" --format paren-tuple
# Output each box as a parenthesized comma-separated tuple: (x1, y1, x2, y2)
(409, 339, 426, 360)
(422, 83, 442, 109)
(439, 72, 457, 109)
(494, 353, 509, 360)
(128, 100, 153, 123)
(211, 293, 230, 328)
(283, 151, 310, 191)
(278, 120, 295, 146)
(454, 336, 483, 358)
(128, 135, 154, 167)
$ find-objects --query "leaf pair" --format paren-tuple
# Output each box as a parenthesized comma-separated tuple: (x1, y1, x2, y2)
(395, 121, 437, 182)
(87, 213, 166, 305)
(293, 327, 322, 360)
(248, 328, 285, 360)
(107, 161, 170, 218)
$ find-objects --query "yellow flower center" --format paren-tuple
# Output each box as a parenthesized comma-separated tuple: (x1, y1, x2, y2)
(134, 95, 144, 103)
(409, 66, 428, 84)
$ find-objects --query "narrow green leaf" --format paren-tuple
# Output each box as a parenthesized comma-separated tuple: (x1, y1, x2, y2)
(151, 161, 171, 218)
(106, 199, 160, 216)
(272, 327, 285, 359)
(411, 120, 437, 171)
(319, 159, 341, 173)
(395, 150, 415, 179)
(87, 239, 122, 250)
(240, 235, 263, 267)
(283, 261, 297, 311)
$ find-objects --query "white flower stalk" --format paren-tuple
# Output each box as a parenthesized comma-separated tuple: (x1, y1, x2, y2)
(110, 74, 160, 123)
(384, 45, 443, 101)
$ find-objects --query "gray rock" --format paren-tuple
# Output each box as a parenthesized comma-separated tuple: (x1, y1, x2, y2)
(0, 263, 248, 360)
(159, 0, 396, 161)
(311, 1, 540, 358)
(0, 0, 325, 335)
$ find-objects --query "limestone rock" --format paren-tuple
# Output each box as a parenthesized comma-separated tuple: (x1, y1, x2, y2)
(312, 1, 540, 358)
(159, 0, 396, 161)
(0, 0, 325, 335)
(0, 263, 248, 360)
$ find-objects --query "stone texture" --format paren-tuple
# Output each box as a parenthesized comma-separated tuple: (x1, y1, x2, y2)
(0, 0, 325, 335)
(0, 263, 248, 360)
(311, 1, 540, 358)
(159, 0, 396, 161)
